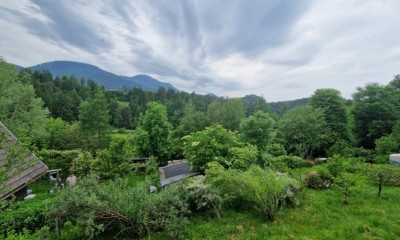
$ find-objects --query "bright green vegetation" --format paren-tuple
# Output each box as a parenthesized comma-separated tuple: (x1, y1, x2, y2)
(184, 175, 400, 240)
(2, 59, 400, 239)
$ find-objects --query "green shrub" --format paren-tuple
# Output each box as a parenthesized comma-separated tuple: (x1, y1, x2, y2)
(268, 143, 287, 157)
(206, 163, 301, 221)
(0, 196, 55, 237)
(183, 125, 257, 172)
(303, 169, 334, 190)
(331, 174, 357, 205)
(326, 154, 344, 177)
(362, 164, 400, 187)
(69, 151, 95, 176)
(185, 176, 222, 219)
(272, 155, 304, 169)
(49, 175, 189, 239)
(37, 149, 80, 175)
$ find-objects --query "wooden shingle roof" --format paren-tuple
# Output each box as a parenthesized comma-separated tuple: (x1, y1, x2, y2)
(0, 122, 48, 200)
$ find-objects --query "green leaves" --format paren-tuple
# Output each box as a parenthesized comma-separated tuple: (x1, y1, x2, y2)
(277, 105, 330, 158)
(133, 102, 172, 165)
(240, 110, 275, 153)
(183, 125, 257, 172)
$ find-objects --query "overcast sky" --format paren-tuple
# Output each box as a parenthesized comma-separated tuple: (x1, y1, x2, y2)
(1, 0, 400, 101)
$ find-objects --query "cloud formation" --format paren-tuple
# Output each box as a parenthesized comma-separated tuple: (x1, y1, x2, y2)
(1, 0, 400, 101)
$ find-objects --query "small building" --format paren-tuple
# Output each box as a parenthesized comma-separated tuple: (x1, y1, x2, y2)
(389, 154, 400, 165)
(0, 122, 48, 200)
(159, 160, 199, 187)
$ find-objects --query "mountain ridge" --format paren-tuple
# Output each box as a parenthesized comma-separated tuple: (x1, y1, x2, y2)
(21, 61, 177, 92)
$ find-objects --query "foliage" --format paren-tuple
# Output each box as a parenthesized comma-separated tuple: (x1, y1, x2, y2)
(133, 102, 172, 166)
(145, 156, 161, 186)
(239, 110, 275, 153)
(309, 88, 352, 143)
(92, 134, 134, 179)
(0, 60, 49, 148)
(227, 144, 258, 170)
(49, 175, 189, 239)
(38, 149, 80, 175)
(361, 164, 400, 197)
(328, 139, 354, 157)
(374, 121, 400, 158)
(303, 170, 334, 190)
(0, 196, 55, 238)
(326, 154, 345, 177)
(185, 179, 400, 240)
(79, 88, 111, 153)
(185, 176, 222, 219)
(277, 106, 330, 158)
(207, 99, 246, 131)
(331, 174, 357, 205)
(44, 117, 69, 150)
(268, 143, 287, 157)
(272, 155, 305, 169)
(183, 125, 257, 172)
(206, 163, 301, 221)
(352, 83, 400, 149)
(174, 100, 209, 138)
(69, 151, 95, 176)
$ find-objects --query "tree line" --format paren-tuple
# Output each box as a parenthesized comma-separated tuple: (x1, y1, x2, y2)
(1, 59, 400, 167)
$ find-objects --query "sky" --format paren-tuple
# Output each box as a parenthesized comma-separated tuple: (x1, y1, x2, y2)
(1, 0, 400, 101)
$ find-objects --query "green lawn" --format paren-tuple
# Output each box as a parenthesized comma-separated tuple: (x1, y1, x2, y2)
(184, 175, 400, 240)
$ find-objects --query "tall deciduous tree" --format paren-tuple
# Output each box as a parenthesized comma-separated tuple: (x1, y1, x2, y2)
(277, 106, 330, 158)
(310, 89, 352, 143)
(175, 100, 208, 138)
(240, 110, 275, 153)
(352, 83, 400, 149)
(79, 88, 111, 153)
(207, 99, 245, 131)
(183, 125, 257, 172)
(0, 59, 49, 147)
(133, 102, 172, 165)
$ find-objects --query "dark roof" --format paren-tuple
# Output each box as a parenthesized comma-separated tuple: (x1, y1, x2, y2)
(159, 160, 199, 187)
(0, 122, 48, 200)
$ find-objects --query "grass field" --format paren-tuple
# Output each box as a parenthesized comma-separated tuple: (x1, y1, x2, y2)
(184, 174, 400, 240)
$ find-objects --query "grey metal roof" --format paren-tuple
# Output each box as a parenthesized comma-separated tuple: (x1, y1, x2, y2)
(0, 122, 48, 200)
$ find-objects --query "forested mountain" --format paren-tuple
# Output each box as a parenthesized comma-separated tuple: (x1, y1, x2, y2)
(24, 61, 177, 92)
(269, 98, 309, 116)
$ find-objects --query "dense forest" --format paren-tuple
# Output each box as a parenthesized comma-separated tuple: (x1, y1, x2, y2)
(1, 58, 400, 239)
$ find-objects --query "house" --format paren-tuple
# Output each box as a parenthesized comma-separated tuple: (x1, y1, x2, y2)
(0, 122, 48, 200)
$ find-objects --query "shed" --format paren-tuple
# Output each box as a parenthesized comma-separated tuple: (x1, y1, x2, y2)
(389, 154, 400, 165)
(0, 122, 48, 200)
(159, 160, 199, 187)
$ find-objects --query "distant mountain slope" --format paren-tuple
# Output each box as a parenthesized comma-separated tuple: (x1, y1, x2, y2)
(25, 61, 177, 92)
(269, 98, 309, 116)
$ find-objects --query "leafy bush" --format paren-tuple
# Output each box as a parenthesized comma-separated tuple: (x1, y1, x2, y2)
(362, 164, 400, 187)
(38, 149, 80, 175)
(145, 156, 161, 186)
(185, 176, 222, 219)
(268, 143, 287, 157)
(92, 134, 134, 179)
(49, 175, 189, 239)
(326, 154, 345, 177)
(0, 196, 55, 238)
(206, 163, 301, 221)
(272, 155, 304, 169)
(303, 169, 334, 190)
(331, 174, 357, 205)
(183, 125, 258, 172)
(69, 151, 95, 176)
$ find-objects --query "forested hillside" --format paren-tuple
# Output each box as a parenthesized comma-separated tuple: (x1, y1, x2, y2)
(25, 61, 177, 91)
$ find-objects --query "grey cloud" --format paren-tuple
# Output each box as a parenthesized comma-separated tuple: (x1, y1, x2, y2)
(14, 0, 113, 52)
